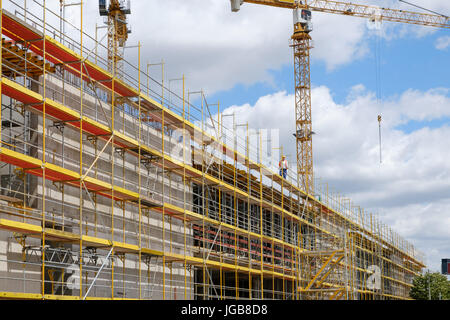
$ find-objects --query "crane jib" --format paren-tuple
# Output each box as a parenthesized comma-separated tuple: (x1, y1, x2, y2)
(239, 0, 449, 29)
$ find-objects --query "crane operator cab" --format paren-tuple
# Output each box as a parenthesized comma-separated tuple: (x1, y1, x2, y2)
(293, 8, 313, 33)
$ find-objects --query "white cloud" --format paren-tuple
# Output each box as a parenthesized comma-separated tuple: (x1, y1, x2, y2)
(310, 12, 368, 71)
(436, 36, 450, 50)
(221, 85, 450, 271)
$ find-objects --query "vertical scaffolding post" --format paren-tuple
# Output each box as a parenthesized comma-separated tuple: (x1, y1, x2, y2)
(138, 41, 142, 300)
(182, 73, 188, 300)
(110, 2, 116, 298)
(79, 0, 84, 299)
(233, 130, 238, 300)
(259, 129, 264, 299)
(162, 101, 166, 300)
(41, 0, 47, 299)
(147, 60, 165, 105)
(161, 59, 165, 106)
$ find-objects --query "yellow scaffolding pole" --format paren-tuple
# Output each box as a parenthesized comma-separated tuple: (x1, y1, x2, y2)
(138, 41, 142, 300)
(41, 0, 47, 299)
(79, 0, 84, 299)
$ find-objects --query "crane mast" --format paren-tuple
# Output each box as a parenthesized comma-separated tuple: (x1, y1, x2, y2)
(99, 0, 131, 78)
(291, 7, 314, 194)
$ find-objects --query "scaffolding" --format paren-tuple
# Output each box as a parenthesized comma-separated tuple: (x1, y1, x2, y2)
(0, 1, 424, 300)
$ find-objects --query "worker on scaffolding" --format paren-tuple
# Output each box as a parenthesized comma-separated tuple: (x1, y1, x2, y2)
(279, 155, 288, 179)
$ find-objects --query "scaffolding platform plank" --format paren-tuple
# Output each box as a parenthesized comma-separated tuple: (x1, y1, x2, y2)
(0, 218, 42, 235)
(81, 235, 112, 248)
(114, 131, 139, 149)
(152, 203, 194, 222)
(1, 77, 42, 104)
(139, 195, 163, 209)
(0, 292, 42, 300)
(113, 241, 140, 254)
(0, 147, 41, 170)
(0, 148, 137, 203)
(44, 294, 81, 301)
(1, 10, 136, 98)
(44, 228, 80, 242)
(141, 248, 164, 257)
(80, 117, 111, 136)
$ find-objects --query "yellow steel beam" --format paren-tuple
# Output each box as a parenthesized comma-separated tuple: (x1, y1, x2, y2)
(301, 250, 338, 291)
(316, 254, 344, 287)
(330, 288, 345, 300)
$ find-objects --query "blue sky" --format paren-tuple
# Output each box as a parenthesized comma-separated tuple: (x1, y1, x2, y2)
(207, 26, 449, 129)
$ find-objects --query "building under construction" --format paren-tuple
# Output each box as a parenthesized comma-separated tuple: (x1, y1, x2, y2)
(0, 1, 429, 300)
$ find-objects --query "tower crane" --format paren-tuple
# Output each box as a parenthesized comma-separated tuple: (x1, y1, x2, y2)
(230, 0, 449, 195)
(99, 0, 131, 77)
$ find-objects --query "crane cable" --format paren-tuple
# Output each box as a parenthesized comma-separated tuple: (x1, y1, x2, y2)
(378, 115, 382, 165)
(374, 20, 383, 164)
(375, 1, 448, 165)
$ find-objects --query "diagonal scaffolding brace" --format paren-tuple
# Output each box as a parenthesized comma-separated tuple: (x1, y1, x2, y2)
(83, 246, 114, 300)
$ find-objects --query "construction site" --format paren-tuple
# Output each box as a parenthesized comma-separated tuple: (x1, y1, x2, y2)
(0, 0, 447, 300)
